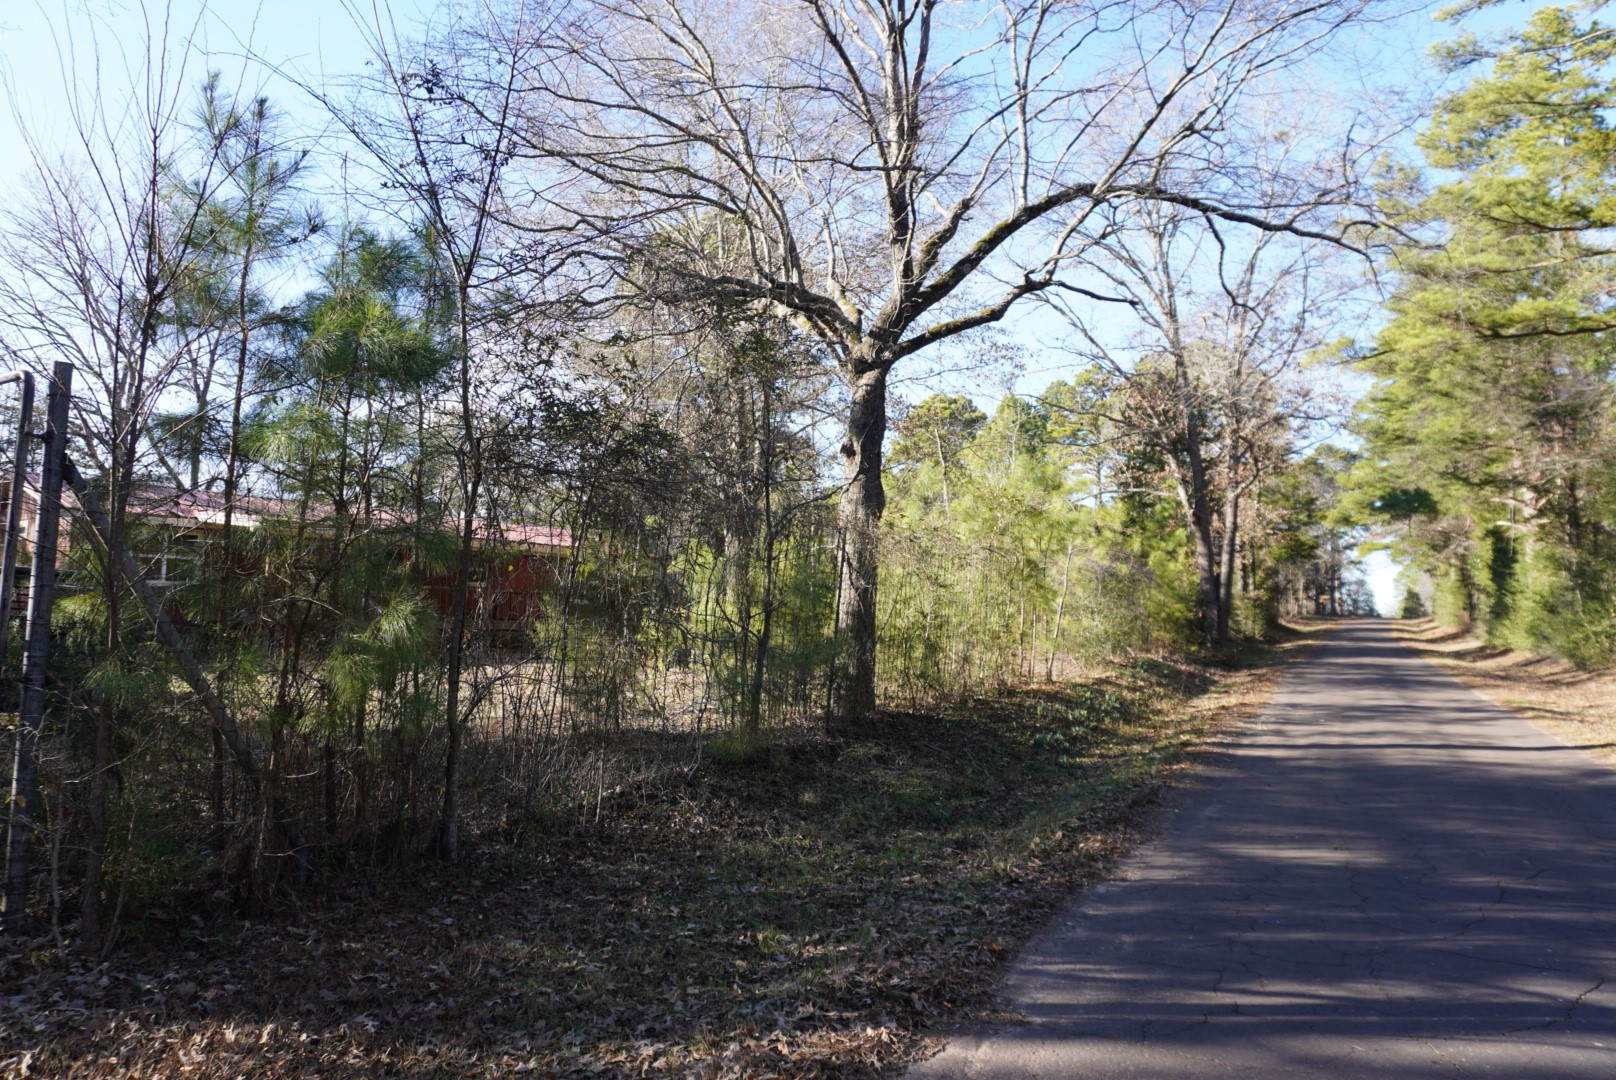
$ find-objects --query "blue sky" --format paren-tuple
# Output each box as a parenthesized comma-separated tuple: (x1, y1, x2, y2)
(0, 1, 419, 197)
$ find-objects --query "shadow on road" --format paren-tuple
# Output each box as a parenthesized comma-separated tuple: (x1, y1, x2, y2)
(913, 621, 1616, 1079)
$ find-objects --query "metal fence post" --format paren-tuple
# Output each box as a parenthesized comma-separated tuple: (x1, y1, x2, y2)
(0, 371, 36, 670)
(3, 362, 71, 935)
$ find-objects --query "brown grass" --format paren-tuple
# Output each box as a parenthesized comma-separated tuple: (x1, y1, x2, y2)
(1392, 618, 1616, 767)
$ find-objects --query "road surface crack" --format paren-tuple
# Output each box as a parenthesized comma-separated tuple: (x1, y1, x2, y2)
(1496, 977, 1605, 1035)
(1428, 1041, 1475, 1076)
(1566, 977, 1605, 1020)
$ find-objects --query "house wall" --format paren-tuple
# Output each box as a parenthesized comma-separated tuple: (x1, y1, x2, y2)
(1, 476, 571, 633)
(424, 552, 562, 632)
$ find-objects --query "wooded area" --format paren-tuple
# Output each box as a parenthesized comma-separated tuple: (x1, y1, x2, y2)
(1348, 3, 1616, 667)
(2, 0, 1611, 1075)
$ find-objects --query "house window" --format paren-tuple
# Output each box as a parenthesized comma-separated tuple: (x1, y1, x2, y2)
(137, 538, 200, 588)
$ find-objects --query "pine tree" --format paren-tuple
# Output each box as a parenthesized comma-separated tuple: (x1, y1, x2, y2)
(1353, 3, 1616, 661)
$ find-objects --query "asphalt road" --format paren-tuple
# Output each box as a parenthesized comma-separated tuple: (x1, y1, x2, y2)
(910, 620, 1616, 1079)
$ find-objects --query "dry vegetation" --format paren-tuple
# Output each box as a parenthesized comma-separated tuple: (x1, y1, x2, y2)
(1393, 619, 1616, 767)
(1, 627, 1323, 1080)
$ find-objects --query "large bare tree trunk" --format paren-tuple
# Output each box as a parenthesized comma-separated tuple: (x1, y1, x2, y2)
(1218, 488, 1241, 642)
(744, 378, 778, 735)
(1171, 406, 1224, 649)
(1190, 513, 1222, 648)
(832, 362, 888, 728)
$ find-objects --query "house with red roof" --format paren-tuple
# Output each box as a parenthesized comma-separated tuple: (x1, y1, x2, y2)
(0, 477, 573, 633)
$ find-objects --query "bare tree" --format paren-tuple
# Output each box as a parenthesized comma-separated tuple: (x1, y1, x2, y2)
(513, 0, 1387, 722)
(313, 0, 577, 860)
(1052, 189, 1342, 645)
(0, 2, 306, 944)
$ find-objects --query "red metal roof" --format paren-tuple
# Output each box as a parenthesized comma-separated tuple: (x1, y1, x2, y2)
(16, 478, 574, 553)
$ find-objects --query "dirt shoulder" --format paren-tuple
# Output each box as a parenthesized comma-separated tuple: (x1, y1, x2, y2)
(1392, 618, 1616, 768)
(1, 627, 1327, 1080)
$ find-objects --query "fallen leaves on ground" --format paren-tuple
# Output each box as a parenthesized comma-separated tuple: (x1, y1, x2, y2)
(1394, 618, 1616, 767)
(1, 632, 1317, 1079)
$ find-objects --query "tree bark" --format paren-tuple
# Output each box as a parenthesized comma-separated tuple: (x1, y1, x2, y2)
(1170, 425, 1223, 648)
(1190, 513, 1222, 648)
(1218, 487, 1240, 642)
(832, 362, 889, 728)
(1046, 541, 1076, 682)
(745, 378, 777, 735)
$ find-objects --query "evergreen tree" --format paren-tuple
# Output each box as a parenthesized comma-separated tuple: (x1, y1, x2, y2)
(1352, 3, 1616, 662)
